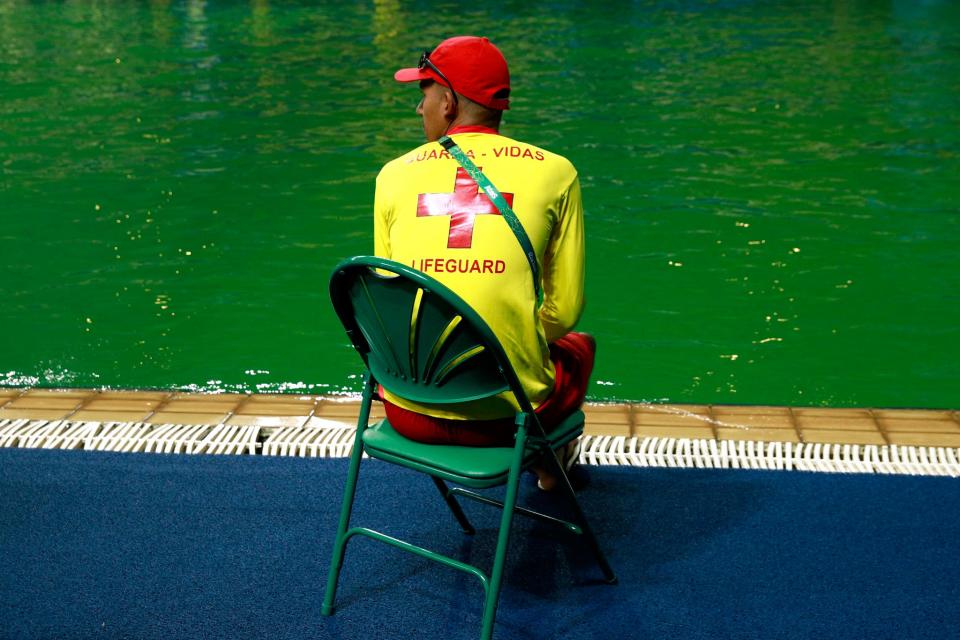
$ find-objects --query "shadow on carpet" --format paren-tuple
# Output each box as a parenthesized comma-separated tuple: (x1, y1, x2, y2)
(1, 449, 958, 639)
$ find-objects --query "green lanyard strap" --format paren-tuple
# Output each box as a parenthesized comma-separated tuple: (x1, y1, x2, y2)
(438, 135, 543, 308)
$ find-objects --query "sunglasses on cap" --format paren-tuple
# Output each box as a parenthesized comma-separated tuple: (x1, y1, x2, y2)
(419, 50, 459, 106)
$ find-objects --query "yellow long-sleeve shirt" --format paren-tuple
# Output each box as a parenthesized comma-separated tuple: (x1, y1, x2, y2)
(374, 127, 584, 420)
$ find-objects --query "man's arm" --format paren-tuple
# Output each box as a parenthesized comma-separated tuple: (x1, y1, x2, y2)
(538, 173, 585, 343)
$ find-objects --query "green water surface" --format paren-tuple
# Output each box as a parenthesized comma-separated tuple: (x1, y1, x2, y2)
(1, 0, 958, 407)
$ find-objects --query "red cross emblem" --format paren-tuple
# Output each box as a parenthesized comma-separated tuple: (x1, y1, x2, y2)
(417, 167, 514, 249)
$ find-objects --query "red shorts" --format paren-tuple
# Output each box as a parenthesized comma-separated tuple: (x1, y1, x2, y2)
(383, 332, 596, 446)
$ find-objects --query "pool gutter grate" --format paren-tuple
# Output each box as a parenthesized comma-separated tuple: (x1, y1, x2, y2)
(580, 435, 960, 476)
(1, 419, 958, 477)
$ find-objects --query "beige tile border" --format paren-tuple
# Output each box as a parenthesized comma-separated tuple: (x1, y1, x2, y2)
(713, 414, 795, 429)
(1, 389, 958, 449)
(155, 400, 240, 413)
(800, 430, 887, 446)
(794, 416, 879, 432)
(70, 410, 154, 423)
(170, 392, 248, 401)
(888, 432, 960, 447)
(712, 405, 790, 415)
(22, 389, 93, 398)
(716, 427, 800, 443)
(874, 409, 954, 420)
(226, 415, 309, 428)
(879, 418, 960, 433)
(239, 402, 316, 416)
(0, 407, 76, 421)
(82, 399, 163, 412)
(148, 411, 231, 425)
(6, 397, 84, 410)
(97, 391, 172, 400)
(634, 425, 716, 440)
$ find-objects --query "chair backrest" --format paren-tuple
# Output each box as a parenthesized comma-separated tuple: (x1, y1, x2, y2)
(329, 256, 532, 410)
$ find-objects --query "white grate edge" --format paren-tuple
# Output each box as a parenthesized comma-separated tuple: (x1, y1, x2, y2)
(1, 420, 958, 476)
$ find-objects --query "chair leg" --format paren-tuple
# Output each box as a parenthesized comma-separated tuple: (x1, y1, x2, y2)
(478, 422, 529, 640)
(321, 374, 376, 615)
(432, 477, 476, 535)
(544, 445, 618, 584)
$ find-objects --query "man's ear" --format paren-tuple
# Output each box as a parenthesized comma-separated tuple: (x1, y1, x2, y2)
(442, 88, 458, 119)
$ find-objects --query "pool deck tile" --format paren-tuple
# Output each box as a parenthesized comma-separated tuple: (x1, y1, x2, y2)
(712, 413, 796, 429)
(795, 416, 880, 432)
(793, 408, 875, 419)
(238, 402, 315, 416)
(886, 432, 960, 448)
(879, 418, 960, 433)
(634, 425, 716, 440)
(583, 403, 632, 417)
(800, 430, 887, 446)
(0, 408, 74, 421)
(583, 421, 632, 437)
(304, 416, 356, 429)
(147, 411, 229, 425)
(316, 401, 385, 420)
(582, 404, 633, 436)
(638, 404, 711, 417)
(157, 400, 242, 413)
(227, 415, 309, 428)
(712, 405, 791, 416)
(6, 397, 85, 410)
(1, 389, 959, 450)
(70, 410, 153, 423)
(247, 394, 316, 404)
(21, 389, 92, 398)
(873, 409, 955, 420)
(634, 409, 714, 428)
(717, 427, 800, 443)
(171, 392, 248, 401)
(97, 391, 172, 400)
(82, 399, 163, 412)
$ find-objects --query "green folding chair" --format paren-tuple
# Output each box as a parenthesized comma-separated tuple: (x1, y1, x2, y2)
(321, 256, 616, 640)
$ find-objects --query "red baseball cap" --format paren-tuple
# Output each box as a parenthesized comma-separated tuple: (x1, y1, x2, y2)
(394, 36, 511, 111)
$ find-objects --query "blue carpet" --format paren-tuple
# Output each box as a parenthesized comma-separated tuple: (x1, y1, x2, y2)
(1, 449, 958, 640)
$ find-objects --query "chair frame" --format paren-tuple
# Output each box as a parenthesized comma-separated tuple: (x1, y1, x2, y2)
(321, 256, 616, 640)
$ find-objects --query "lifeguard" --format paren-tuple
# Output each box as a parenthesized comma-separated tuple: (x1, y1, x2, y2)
(374, 36, 593, 490)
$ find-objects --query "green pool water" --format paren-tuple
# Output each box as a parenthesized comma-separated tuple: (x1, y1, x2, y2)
(1, 0, 958, 407)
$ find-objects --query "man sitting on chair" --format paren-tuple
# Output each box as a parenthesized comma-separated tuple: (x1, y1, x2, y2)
(374, 35, 593, 491)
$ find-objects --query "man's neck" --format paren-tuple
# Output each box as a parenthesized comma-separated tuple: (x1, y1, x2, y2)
(445, 123, 499, 135)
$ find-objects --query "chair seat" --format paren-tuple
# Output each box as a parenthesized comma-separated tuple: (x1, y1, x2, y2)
(362, 410, 585, 488)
